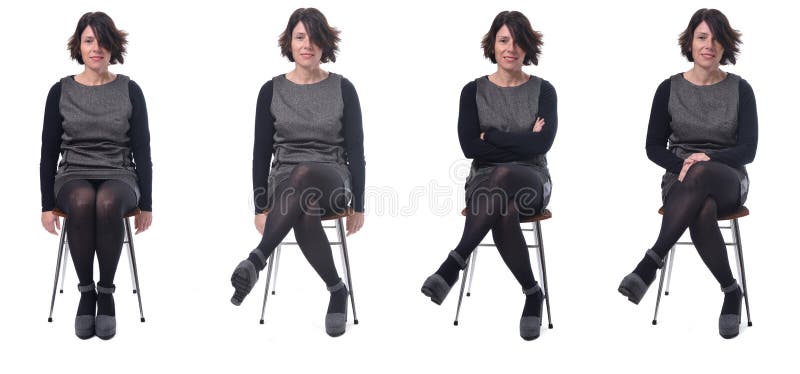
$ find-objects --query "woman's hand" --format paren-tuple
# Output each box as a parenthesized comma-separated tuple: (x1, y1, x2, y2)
(135, 211, 153, 234)
(532, 117, 545, 132)
(686, 152, 710, 163)
(480, 132, 486, 140)
(41, 211, 60, 235)
(678, 153, 710, 182)
(346, 212, 364, 236)
(254, 213, 267, 235)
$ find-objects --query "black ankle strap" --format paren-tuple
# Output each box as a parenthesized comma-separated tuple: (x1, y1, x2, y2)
(721, 280, 739, 293)
(77, 282, 95, 293)
(647, 249, 665, 268)
(522, 284, 541, 296)
(327, 279, 346, 292)
(449, 251, 467, 269)
(97, 284, 116, 294)
(250, 248, 267, 268)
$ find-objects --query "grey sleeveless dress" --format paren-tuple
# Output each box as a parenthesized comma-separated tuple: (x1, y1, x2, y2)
(266, 73, 352, 206)
(661, 73, 749, 203)
(465, 75, 552, 207)
(54, 74, 139, 200)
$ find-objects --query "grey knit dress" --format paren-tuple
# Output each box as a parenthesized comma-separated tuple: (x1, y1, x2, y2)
(266, 73, 352, 206)
(465, 75, 552, 207)
(661, 73, 749, 203)
(54, 74, 139, 200)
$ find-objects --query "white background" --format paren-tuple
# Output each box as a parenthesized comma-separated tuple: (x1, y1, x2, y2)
(0, 0, 796, 372)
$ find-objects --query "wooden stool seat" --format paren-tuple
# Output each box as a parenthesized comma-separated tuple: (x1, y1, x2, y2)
(52, 207, 141, 219)
(263, 208, 353, 221)
(657, 206, 748, 221)
(460, 208, 552, 223)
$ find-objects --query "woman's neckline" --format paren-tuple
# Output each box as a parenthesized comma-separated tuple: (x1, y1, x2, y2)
(680, 71, 730, 87)
(71, 74, 119, 87)
(485, 73, 532, 88)
(283, 71, 332, 86)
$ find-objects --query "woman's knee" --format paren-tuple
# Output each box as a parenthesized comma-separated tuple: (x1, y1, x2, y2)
(682, 161, 733, 187)
(287, 163, 325, 188)
(95, 182, 135, 218)
(694, 197, 718, 224)
(62, 185, 95, 215)
(487, 165, 518, 187)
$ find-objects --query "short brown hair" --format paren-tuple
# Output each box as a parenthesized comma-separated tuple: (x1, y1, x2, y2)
(67, 12, 128, 65)
(481, 11, 543, 66)
(678, 8, 742, 65)
(278, 8, 341, 63)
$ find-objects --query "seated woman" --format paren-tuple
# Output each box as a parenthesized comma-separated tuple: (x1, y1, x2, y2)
(40, 11, 153, 340)
(420, 10, 557, 341)
(617, 8, 757, 339)
(229, 7, 366, 338)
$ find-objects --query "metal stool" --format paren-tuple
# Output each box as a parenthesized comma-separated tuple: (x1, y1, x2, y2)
(48, 208, 146, 323)
(259, 209, 359, 325)
(453, 208, 553, 329)
(652, 206, 752, 326)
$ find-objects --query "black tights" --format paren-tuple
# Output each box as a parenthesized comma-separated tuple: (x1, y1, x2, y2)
(440, 165, 546, 293)
(57, 179, 138, 287)
(639, 161, 741, 288)
(250, 163, 348, 288)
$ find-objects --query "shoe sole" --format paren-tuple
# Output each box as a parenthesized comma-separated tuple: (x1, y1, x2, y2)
(420, 286, 443, 305)
(421, 274, 452, 305)
(230, 266, 255, 306)
(617, 285, 641, 305)
(76, 331, 94, 340)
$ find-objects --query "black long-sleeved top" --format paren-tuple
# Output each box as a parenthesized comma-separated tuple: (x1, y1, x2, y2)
(252, 77, 366, 213)
(457, 79, 558, 161)
(39, 79, 153, 212)
(645, 77, 758, 174)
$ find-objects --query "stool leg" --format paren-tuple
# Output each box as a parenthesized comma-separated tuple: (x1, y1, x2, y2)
(731, 219, 752, 327)
(534, 221, 553, 329)
(466, 248, 478, 297)
(259, 252, 276, 324)
(664, 246, 677, 296)
(48, 221, 69, 322)
(652, 248, 672, 325)
(336, 218, 358, 324)
(124, 218, 146, 322)
(58, 230, 69, 294)
(125, 224, 137, 294)
(271, 245, 282, 295)
(453, 252, 472, 326)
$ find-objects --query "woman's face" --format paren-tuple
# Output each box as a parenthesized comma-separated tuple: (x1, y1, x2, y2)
(291, 21, 322, 69)
(80, 26, 111, 71)
(691, 20, 724, 69)
(494, 25, 526, 72)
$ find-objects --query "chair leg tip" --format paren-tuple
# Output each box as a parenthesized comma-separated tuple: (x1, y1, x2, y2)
(133, 290, 137, 294)
(354, 319, 359, 325)
(453, 321, 459, 326)
(48, 317, 53, 322)
(271, 291, 275, 295)
(140, 318, 145, 322)
(548, 323, 553, 329)
(652, 320, 658, 325)
(466, 292, 471, 297)
(748, 322, 753, 327)
(664, 291, 670, 296)
(259, 320, 264, 325)
(59, 290, 63, 294)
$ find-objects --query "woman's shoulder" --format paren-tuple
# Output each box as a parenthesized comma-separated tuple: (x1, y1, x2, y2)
(462, 76, 485, 92)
